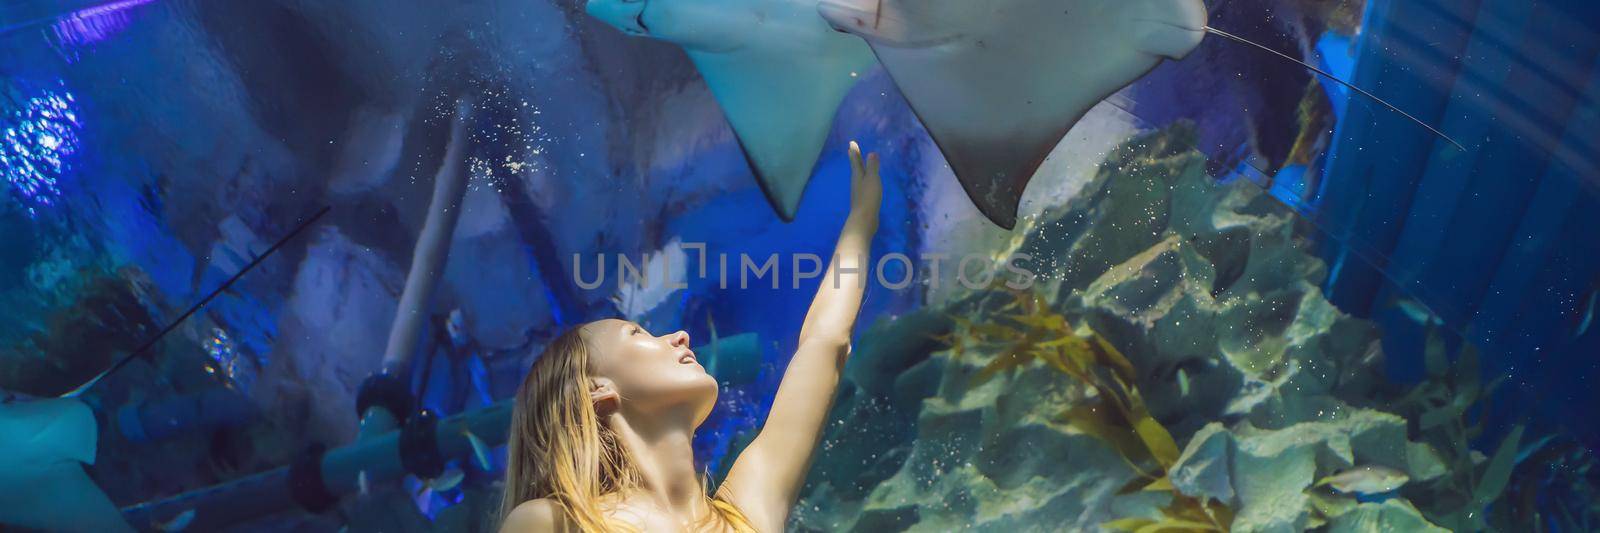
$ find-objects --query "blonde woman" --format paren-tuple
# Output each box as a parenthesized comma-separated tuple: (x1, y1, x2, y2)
(499, 142, 883, 532)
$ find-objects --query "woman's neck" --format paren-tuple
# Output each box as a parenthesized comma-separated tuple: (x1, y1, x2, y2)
(607, 412, 705, 520)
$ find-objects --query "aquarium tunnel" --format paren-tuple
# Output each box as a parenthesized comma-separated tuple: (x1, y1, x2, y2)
(2, 0, 1599, 531)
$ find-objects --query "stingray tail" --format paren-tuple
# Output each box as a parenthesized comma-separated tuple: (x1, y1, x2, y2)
(1203, 26, 1466, 152)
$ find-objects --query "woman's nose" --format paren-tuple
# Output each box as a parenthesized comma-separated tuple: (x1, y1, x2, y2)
(668, 330, 690, 347)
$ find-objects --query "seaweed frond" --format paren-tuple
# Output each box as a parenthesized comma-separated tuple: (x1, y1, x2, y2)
(943, 289, 1227, 532)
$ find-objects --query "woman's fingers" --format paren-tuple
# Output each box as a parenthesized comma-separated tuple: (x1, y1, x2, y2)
(846, 142, 883, 215)
(849, 140, 863, 176)
(844, 140, 882, 209)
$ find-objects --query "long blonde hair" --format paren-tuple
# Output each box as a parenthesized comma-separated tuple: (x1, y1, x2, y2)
(498, 324, 756, 532)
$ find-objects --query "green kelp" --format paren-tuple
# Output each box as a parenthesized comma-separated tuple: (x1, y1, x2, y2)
(947, 289, 1232, 532)
(1505, 437, 1600, 531)
(1383, 325, 1600, 532)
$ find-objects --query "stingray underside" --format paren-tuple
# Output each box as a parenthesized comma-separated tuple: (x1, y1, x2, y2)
(686, 45, 871, 221)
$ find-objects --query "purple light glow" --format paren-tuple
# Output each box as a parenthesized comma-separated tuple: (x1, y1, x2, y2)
(50, 0, 156, 48)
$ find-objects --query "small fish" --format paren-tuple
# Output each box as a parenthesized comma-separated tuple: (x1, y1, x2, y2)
(463, 429, 493, 471)
(1316, 465, 1410, 495)
(1516, 434, 1558, 465)
(1152, 356, 1212, 383)
(425, 468, 465, 493)
(155, 509, 195, 532)
(1574, 289, 1597, 339)
(357, 470, 370, 497)
(1358, 340, 1383, 366)
(1177, 368, 1191, 398)
(1393, 298, 1442, 327)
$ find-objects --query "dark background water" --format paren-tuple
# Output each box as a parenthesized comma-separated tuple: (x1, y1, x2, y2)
(2, 0, 1597, 530)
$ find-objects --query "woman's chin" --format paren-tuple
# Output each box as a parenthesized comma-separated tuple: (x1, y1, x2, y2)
(658, 371, 721, 406)
(690, 372, 720, 399)
(681, 363, 720, 388)
(690, 375, 720, 422)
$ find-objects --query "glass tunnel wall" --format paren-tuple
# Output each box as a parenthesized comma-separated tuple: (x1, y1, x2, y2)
(1, 0, 1598, 531)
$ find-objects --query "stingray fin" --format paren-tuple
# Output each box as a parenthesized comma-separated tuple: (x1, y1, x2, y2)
(0, 397, 98, 467)
(934, 122, 1065, 231)
(825, 0, 1199, 230)
(685, 48, 869, 221)
(888, 71, 1075, 230)
(0, 462, 132, 532)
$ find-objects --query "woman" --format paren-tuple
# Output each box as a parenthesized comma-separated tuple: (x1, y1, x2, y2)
(499, 142, 883, 532)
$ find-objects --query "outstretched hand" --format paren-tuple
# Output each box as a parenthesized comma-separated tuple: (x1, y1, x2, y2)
(847, 141, 882, 218)
(720, 143, 883, 531)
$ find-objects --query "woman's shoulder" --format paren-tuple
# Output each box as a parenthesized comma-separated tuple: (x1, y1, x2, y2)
(500, 498, 574, 533)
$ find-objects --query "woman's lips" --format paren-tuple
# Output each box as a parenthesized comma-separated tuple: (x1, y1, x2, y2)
(679, 351, 697, 365)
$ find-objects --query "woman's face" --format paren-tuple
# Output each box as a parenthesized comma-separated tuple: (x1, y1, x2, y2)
(582, 319, 718, 424)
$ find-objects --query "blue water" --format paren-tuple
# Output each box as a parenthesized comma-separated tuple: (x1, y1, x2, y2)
(2, 0, 1597, 531)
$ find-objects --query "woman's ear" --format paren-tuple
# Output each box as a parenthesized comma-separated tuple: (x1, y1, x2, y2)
(590, 378, 621, 416)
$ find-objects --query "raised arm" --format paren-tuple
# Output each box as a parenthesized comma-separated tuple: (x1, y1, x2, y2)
(719, 142, 882, 530)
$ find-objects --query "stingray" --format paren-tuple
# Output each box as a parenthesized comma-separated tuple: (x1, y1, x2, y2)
(586, 0, 876, 221)
(818, 0, 1464, 229)
(0, 397, 132, 531)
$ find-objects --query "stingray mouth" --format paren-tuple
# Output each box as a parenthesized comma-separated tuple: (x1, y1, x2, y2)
(1130, 17, 1207, 59)
(817, 0, 880, 35)
(817, 0, 966, 48)
(1132, 18, 1206, 34)
(585, 0, 650, 36)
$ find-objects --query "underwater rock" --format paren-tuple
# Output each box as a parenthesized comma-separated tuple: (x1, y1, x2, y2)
(0, 264, 158, 397)
(1033, 127, 1205, 293)
(610, 237, 690, 323)
(788, 309, 961, 511)
(1168, 423, 1234, 502)
(825, 381, 1140, 531)
(328, 106, 408, 195)
(845, 309, 953, 402)
(792, 125, 1430, 531)
(1080, 235, 1191, 328)
(1325, 499, 1449, 533)
(889, 358, 944, 417)
(1230, 423, 1317, 532)
(441, 226, 555, 350)
(268, 227, 404, 441)
(1167, 411, 1449, 532)
(1044, 125, 1380, 433)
